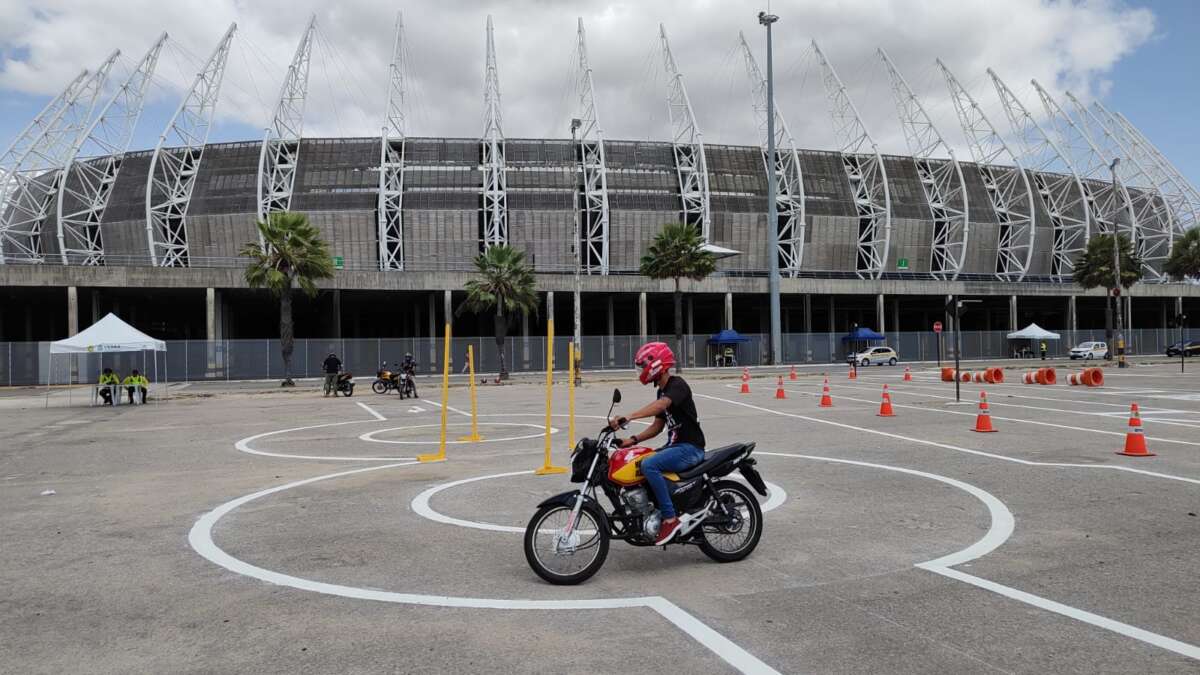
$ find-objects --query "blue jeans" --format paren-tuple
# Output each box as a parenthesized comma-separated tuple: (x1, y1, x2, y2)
(641, 443, 704, 519)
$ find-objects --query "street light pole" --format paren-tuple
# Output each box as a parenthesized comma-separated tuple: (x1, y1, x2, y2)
(759, 10, 782, 365)
(570, 118, 583, 352)
(1109, 158, 1126, 368)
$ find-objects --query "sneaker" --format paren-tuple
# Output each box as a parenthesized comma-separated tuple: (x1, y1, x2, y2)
(654, 517, 683, 545)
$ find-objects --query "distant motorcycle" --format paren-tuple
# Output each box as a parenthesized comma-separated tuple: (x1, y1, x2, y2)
(397, 369, 418, 399)
(372, 363, 399, 394)
(334, 372, 355, 397)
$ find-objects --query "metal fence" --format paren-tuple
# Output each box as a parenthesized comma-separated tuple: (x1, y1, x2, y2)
(0, 328, 1192, 387)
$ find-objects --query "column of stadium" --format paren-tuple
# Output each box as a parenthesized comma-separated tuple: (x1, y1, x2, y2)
(56, 33, 168, 266)
(878, 48, 969, 281)
(574, 18, 612, 275)
(1113, 110, 1200, 235)
(658, 25, 712, 243)
(145, 23, 237, 268)
(378, 13, 408, 271)
(990, 68, 1091, 281)
(812, 41, 891, 281)
(0, 52, 116, 264)
(938, 59, 1035, 281)
(480, 15, 508, 248)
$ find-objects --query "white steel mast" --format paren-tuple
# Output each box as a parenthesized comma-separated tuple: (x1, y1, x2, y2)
(1111, 110, 1200, 236)
(257, 15, 317, 231)
(739, 31, 804, 276)
(0, 51, 117, 263)
(145, 23, 237, 267)
(575, 18, 611, 274)
(878, 49, 968, 280)
(659, 24, 712, 241)
(480, 15, 507, 248)
(56, 33, 168, 265)
(378, 12, 407, 271)
(812, 41, 891, 279)
(938, 60, 1034, 281)
(989, 69, 1091, 280)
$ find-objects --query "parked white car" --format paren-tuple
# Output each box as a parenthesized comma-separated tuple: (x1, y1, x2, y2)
(1069, 341, 1108, 360)
(847, 346, 899, 366)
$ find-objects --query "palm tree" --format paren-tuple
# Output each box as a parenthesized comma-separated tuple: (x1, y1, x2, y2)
(241, 211, 334, 386)
(640, 222, 717, 371)
(460, 245, 538, 380)
(1164, 227, 1200, 282)
(1072, 232, 1143, 290)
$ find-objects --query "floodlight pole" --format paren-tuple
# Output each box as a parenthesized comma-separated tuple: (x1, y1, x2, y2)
(570, 117, 583, 350)
(759, 10, 782, 365)
(1110, 158, 1127, 368)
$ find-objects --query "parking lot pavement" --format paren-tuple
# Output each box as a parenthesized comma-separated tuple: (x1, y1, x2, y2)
(1, 362, 1198, 673)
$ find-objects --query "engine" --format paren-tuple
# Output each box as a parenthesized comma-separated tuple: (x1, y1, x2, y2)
(621, 487, 661, 540)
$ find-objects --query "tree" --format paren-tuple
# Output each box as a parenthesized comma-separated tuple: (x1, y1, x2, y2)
(1072, 232, 1142, 290)
(1164, 227, 1200, 282)
(460, 245, 538, 380)
(240, 212, 334, 386)
(640, 222, 717, 371)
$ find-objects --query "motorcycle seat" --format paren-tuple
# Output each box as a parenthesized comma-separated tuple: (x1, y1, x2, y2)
(675, 443, 752, 480)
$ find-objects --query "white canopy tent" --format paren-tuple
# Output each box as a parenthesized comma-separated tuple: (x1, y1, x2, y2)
(1006, 323, 1061, 340)
(47, 313, 168, 407)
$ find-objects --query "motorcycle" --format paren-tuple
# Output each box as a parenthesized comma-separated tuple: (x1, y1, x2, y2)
(523, 388, 767, 585)
(334, 372, 355, 397)
(372, 363, 399, 394)
(397, 367, 417, 399)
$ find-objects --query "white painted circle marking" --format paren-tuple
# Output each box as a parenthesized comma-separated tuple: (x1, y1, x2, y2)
(360, 422, 556, 445)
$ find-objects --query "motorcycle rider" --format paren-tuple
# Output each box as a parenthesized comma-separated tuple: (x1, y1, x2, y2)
(322, 352, 342, 396)
(608, 342, 706, 546)
(400, 352, 418, 397)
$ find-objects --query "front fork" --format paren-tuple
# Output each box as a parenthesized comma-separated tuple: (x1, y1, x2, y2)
(556, 453, 601, 552)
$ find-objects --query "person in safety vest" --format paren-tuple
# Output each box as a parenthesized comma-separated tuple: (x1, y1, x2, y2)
(123, 369, 149, 404)
(97, 367, 120, 405)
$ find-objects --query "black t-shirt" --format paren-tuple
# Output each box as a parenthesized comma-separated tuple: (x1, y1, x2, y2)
(323, 356, 341, 374)
(656, 375, 705, 449)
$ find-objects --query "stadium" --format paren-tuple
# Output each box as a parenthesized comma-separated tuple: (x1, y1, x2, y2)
(1, 17, 1198, 376)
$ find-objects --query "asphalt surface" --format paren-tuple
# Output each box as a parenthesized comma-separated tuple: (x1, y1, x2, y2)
(2, 361, 1198, 673)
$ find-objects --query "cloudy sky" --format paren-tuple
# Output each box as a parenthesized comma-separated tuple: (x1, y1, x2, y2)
(1, 0, 1197, 185)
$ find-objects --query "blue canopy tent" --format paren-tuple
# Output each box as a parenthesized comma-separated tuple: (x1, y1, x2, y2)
(707, 329, 749, 367)
(841, 326, 886, 359)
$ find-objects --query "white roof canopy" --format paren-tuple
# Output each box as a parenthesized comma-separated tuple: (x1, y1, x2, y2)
(49, 313, 166, 354)
(1006, 323, 1061, 340)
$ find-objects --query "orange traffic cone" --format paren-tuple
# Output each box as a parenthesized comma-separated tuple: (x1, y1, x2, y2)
(877, 385, 895, 417)
(789, 365, 798, 381)
(1117, 426, 1154, 457)
(1128, 403, 1142, 428)
(848, 365, 857, 380)
(775, 376, 787, 400)
(903, 366, 912, 382)
(972, 391, 997, 432)
(819, 378, 833, 408)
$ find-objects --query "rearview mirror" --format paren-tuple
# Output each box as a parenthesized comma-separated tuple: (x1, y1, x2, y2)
(612, 388, 622, 404)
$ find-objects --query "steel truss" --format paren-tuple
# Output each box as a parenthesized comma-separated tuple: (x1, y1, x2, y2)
(0, 70, 89, 223)
(989, 69, 1091, 280)
(739, 32, 804, 276)
(257, 15, 317, 231)
(479, 15, 507, 248)
(878, 49, 968, 280)
(378, 13, 407, 271)
(57, 33, 167, 265)
(659, 25, 712, 241)
(0, 53, 117, 263)
(1110, 110, 1200, 237)
(812, 41, 890, 279)
(145, 23, 237, 267)
(574, 19, 611, 274)
(938, 61, 1035, 281)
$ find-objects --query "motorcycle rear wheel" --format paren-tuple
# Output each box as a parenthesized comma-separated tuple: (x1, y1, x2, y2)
(371, 380, 388, 395)
(524, 501, 609, 585)
(699, 480, 763, 563)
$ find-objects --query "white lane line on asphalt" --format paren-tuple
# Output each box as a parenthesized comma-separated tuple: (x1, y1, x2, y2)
(423, 399, 473, 418)
(698, 394, 1200, 487)
(235, 421, 419, 462)
(355, 401, 387, 421)
(770, 382, 1200, 448)
(879, 379, 1200, 419)
(359, 422, 555, 445)
(188, 461, 781, 675)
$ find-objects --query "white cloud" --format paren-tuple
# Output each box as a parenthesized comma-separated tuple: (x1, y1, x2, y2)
(0, 0, 1157, 160)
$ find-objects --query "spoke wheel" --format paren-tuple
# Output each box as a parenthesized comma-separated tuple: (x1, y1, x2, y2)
(699, 481, 763, 563)
(371, 380, 388, 394)
(524, 502, 609, 585)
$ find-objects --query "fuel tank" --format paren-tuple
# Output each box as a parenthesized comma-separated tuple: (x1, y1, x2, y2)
(607, 446, 680, 486)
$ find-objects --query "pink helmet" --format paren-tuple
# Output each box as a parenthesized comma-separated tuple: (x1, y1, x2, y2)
(634, 342, 675, 385)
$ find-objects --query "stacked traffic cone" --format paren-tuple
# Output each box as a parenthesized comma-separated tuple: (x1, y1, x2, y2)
(775, 376, 787, 399)
(877, 384, 895, 417)
(1127, 403, 1142, 428)
(739, 368, 750, 394)
(848, 365, 857, 380)
(789, 365, 798, 381)
(972, 391, 997, 432)
(818, 377, 833, 408)
(1117, 407, 1154, 457)
(903, 366, 912, 382)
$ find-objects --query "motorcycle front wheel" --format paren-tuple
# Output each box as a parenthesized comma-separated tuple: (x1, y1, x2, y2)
(371, 380, 388, 394)
(524, 501, 609, 585)
(699, 480, 763, 563)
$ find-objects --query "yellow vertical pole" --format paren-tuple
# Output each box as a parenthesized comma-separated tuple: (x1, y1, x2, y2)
(565, 341, 576, 450)
(535, 318, 567, 475)
(458, 344, 482, 441)
(418, 323, 452, 463)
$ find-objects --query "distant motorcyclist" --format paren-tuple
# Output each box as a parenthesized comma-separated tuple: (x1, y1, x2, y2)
(608, 342, 706, 546)
(400, 353, 418, 397)
(323, 352, 342, 396)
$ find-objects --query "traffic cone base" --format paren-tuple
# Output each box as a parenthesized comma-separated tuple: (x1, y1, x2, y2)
(1117, 428, 1154, 457)
(740, 381, 750, 394)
